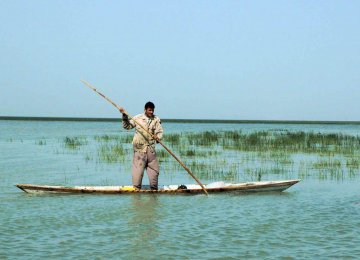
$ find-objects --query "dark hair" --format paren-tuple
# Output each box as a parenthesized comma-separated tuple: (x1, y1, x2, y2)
(145, 101, 155, 110)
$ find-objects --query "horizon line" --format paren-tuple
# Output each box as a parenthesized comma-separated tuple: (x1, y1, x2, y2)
(1, 116, 360, 125)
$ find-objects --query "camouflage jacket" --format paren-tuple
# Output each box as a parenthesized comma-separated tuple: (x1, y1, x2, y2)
(122, 113, 163, 153)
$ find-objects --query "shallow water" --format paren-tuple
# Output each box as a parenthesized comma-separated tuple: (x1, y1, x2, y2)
(1, 120, 360, 259)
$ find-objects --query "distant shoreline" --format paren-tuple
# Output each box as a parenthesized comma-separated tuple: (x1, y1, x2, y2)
(1, 116, 359, 125)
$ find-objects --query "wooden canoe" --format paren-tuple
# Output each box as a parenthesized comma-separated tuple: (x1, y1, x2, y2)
(16, 179, 300, 194)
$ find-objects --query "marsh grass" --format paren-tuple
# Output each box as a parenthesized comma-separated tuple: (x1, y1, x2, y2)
(180, 149, 218, 157)
(218, 130, 360, 155)
(36, 139, 47, 145)
(175, 130, 360, 180)
(91, 134, 133, 163)
(94, 134, 133, 143)
(156, 130, 360, 156)
(255, 151, 294, 165)
(346, 158, 360, 169)
(187, 131, 219, 146)
(171, 160, 241, 181)
(313, 159, 342, 169)
(98, 143, 126, 163)
(317, 168, 346, 180)
(165, 133, 181, 144)
(64, 137, 87, 149)
(157, 149, 171, 161)
(55, 129, 359, 181)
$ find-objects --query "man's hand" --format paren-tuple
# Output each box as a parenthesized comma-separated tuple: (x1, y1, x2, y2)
(119, 107, 126, 114)
(153, 135, 160, 143)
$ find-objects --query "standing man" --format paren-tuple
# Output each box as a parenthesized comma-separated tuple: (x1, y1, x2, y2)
(119, 102, 163, 190)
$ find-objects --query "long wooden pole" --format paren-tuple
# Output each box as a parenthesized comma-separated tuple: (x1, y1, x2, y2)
(81, 80, 208, 195)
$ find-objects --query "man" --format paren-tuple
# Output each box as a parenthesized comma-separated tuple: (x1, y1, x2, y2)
(119, 101, 163, 190)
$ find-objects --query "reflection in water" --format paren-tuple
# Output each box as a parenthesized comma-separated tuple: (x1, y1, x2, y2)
(127, 195, 161, 256)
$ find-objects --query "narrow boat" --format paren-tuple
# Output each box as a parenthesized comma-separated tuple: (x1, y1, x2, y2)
(16, 179, 300, 194)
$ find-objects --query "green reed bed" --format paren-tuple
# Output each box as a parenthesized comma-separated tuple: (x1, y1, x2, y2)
(140, 130, 358, 180)
(298, 157, 358, 180)
(94, 134, 133, 143)
(180, 149, 218, 157)
(157, 146, 217, 161)
(97, 143, 127, 163)
(93, 134, 133, 163)
(313, 158, 342, 169)
(157, 130, 360, 155)
(186, 131, 219, 146)
(316, 167, 346, 180)
(61, 134, 132, 163)
(160, 159, 241, 181)
(164, 133, 182, 145)
(346, 158, 360, 169)
(157, 149, 171, 161)
(180, 130, 359, 180)
(218, 130, 360, 155)
(254, 151, 294, 165)
(64, 136, 87, 149)
(55, 130, 359, 181)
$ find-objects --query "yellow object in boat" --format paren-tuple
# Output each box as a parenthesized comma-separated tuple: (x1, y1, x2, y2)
(120, 186, 136, 191)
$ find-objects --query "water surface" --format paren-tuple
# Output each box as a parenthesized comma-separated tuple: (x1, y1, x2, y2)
(1, 120, 359, 259)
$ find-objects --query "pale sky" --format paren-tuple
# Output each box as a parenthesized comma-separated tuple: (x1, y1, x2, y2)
(1, 1, 359, 120)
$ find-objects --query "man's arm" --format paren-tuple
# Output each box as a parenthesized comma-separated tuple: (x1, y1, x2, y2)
(154, 118, 163, 142)
(119, 107, 135, 130)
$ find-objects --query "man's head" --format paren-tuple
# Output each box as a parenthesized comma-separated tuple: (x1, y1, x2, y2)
(144, 101, 155, 118)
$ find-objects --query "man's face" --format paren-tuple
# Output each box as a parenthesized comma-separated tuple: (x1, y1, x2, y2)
(145, 107, 154, 118)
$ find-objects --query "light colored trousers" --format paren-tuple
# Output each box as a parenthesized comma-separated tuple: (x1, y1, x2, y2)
(132, 147, 159, 190)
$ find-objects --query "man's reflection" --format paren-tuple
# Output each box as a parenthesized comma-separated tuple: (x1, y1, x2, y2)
(127, 194, 161, 253)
